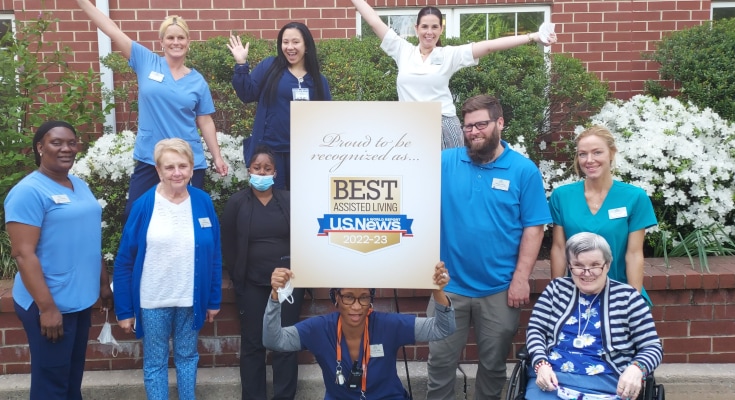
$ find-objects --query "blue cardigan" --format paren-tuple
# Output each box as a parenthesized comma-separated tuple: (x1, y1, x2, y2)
(113, 186, 222, 338)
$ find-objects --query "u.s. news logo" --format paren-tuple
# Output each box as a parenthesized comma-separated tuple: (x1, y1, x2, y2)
(317, 176, 413, 253)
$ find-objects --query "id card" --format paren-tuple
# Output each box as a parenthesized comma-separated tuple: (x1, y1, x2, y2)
(198, 217, 212, 228)
(491, 178, 510, 191)
(369, 344, 384, 357)
(608, 207, 628, 220)
(148, 71, 164, 82)
(52, 194, 71, 204)
(292, 88, 310, 101)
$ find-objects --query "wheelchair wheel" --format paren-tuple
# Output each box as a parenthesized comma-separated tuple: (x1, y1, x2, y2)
(655, 384, 665, 400)
(505, 359, 527, 400)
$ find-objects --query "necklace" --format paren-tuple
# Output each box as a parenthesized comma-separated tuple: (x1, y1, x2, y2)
(573, 291, 601, 349)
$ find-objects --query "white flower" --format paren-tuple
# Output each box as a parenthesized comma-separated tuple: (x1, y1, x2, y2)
(566, 316, 578, 324)
(578, 333, 596, 347)
(585, 364, 605, 375)
(560, 361, 576, 372)
(549, 351, 562, 360)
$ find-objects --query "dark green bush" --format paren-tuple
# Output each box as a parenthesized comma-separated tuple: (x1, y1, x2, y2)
(646, 18, 735, 121)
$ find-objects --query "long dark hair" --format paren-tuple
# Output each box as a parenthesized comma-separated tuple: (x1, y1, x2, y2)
(262, 22, 328, 105)
(416, 6, 443, 47)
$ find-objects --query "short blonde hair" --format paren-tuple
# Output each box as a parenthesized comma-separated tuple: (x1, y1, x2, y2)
(154, 138, 194, 167)
(573, 125, 618, 176)
(158, 15, 190, 39)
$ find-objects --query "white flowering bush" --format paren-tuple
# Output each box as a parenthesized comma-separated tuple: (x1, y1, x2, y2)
(540, 95, 735, 251)
(71, 131, 248, 264)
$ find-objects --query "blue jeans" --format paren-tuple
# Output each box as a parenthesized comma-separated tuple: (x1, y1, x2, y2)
(14, 301, 91, 400)
(525, 369, 621, 399)
(141, 307, 199, 400)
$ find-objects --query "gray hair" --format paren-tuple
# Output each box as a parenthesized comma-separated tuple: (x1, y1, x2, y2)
(565, 232, 613, 266)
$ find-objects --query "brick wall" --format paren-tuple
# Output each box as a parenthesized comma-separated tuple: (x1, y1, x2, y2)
(1, 257, 734, 374)
(3, 0, 714, 109)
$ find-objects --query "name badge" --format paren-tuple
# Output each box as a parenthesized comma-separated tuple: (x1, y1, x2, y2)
(608, 207, 628, 219)
(148, 71, 164, 82)
(198, 217, 212, 228)
(292, 87, 310, 101)
(491, 178, 510, 191)
(52, 194, 71, 204)
(429, 52, 444, 65)
(369, 344, 384, 357)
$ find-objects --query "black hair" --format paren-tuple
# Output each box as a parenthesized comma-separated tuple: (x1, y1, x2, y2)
(32, 120, 77, 167)
(262, 22, 328, 105)
(329, 288, 376, 306)
(248, 145, 276, 167)
(416, 7, 443, 47)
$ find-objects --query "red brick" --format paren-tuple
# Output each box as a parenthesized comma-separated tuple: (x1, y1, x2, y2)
(3, 328, 29, 346)
(693, 289, 730, 305)
(0, 346, 30, 363)
(662, 337, 711, 353)
(714, 305, 735, 320)
(653, 321, 689, 338)
(85, 359, 112, 371)
(212, 352, 240, 367)
(712, 337, 735, 352)
(690, 321, 735, 337)
(648, 289, 691, 306)
(662, 304, 713, 321)
(662, 353, 688, 363)
(110, 357, 145, 370)
(5, 363, 31, 374)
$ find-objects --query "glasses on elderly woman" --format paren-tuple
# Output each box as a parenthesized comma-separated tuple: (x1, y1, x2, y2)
(338, 293, 372, 306)
(569, 263, 606, 276)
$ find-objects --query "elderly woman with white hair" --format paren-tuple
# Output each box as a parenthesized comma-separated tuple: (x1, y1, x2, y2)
(526, 232, 662, 400)
(114, 139, 222, 400)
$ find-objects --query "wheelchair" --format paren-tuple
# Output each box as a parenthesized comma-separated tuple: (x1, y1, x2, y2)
(505, 347, 665, 400)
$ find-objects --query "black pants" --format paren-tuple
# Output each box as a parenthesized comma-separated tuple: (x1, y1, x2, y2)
(236, 282, 305, 400)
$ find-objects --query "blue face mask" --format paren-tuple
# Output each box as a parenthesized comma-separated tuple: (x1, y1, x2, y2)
(249, 174, 275, 191)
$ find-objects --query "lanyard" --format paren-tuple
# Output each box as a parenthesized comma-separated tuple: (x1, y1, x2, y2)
(336, 309, 371, 397)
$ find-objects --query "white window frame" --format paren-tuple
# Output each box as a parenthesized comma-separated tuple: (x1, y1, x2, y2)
(354, 5, 551, 40)
(712, 1, 735, 20)
(0, 13, 14, 50)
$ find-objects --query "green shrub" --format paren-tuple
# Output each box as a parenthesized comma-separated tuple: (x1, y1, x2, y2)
(646, 18, 735, 121)
(0, 12, 110, 206)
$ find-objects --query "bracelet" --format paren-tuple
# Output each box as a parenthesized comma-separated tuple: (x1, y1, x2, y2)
(534, 359, 551, 374)
(630, 360, 648, 378)
(527, 32, 534, 43)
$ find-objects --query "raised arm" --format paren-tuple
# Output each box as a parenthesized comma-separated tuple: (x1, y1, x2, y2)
(263, 268, 302, 352)
(350, 0, 390, 40)
(414, 262, 455, 342)
(471, 29, 556, 59)
(76, 0, 133, 59)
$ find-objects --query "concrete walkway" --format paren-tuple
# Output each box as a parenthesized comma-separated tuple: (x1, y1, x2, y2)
(0, 363, 733, 399)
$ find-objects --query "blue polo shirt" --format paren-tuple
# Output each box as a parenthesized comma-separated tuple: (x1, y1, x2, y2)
(130, 42, 215, 169)
(5, 171, 102, 313)
(440, 142, 552, 297)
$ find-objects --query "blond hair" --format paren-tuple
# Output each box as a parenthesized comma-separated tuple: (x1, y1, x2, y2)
(158, 15, 190, 39)
(573, 125, 617, 176)
(154, 138, 194, 167)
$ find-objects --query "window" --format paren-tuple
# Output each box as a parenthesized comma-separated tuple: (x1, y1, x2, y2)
(355, 5, 551, 42)
(0, 13, 13, 49)
(712, 1, 735, 20)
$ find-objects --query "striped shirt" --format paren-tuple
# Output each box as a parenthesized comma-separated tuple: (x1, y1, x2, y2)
(527, 277, 662, 376)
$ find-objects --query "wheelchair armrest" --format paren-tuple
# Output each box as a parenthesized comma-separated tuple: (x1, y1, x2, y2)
(517, 345, 529, 360)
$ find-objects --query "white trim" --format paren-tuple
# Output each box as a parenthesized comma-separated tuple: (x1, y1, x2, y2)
(712, 1, 735, 20)
(95, 0, 116, 133)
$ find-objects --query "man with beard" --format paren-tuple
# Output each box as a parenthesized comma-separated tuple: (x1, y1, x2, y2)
(426, 94, 552, 400)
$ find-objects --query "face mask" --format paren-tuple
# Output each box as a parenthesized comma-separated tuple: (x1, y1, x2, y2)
(277, 279, 295, 304)
(249, 174, 275, 191)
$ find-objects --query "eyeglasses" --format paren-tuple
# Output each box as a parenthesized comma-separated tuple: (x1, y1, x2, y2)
(461, 119, 497, 133)
(569, 263, 606, 276)
(338, 293, 372, 306)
